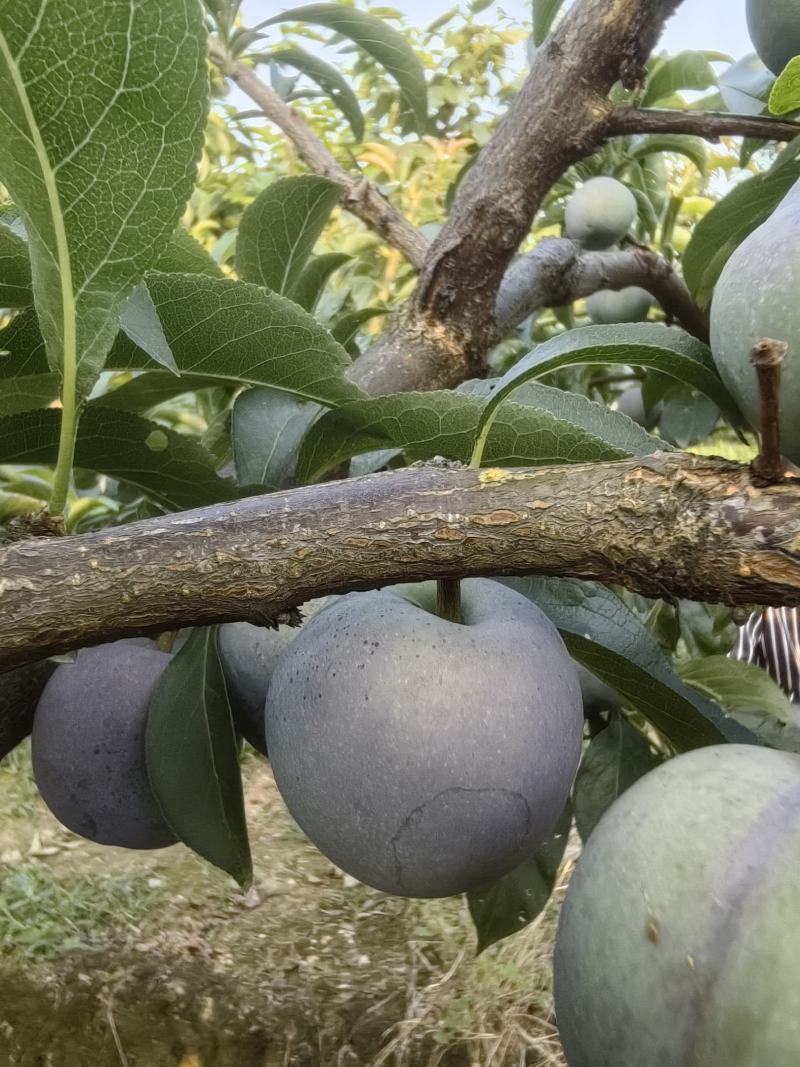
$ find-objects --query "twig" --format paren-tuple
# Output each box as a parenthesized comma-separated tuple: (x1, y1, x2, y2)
(208, 38, 427, 270)
(608, 107, 800, 144)
(749, 339, 797, 484)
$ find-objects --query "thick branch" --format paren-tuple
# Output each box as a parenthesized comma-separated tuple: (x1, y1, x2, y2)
(495, 239, 709, 342)
(3, 453, 799, 670)
(209, 39, 428, 270)
(350, 0, 685, 395)
(608, 107, 800, 143)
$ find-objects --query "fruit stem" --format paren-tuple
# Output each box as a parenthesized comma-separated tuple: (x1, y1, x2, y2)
(749, 338, 790, 484)
(436, 578, 463, 624)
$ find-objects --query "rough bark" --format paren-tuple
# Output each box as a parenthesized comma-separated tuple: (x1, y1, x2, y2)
(348, 0, 685, 395)
(494, 239, 710, 342)
(3, 454, 799, 671)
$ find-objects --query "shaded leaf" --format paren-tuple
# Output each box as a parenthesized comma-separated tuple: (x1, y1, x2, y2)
(573, 716, 660, 841)
(0, 0, 208, 396)
(503, 577, 759, 751)
(267, 47, 364, 139)
(330, 307, 387, 352)
(262, 5, 428, 130)
(476, 325, 740, 448)
(533, 0, 564, 46)
(120, 284, 178, 375)
(290, 252, 350, 312)
(467, 804, 570, 952)
(296, 380, 664, 483)
(0, 222, 31, 307)
(92, 372, 221, 413)
(629, 134, 708, 174)
(680, 655, 800, 754)
(154, 229, 225, 278)
(236, 176, 342, 295)
(0, 373, 58, 417)
(146, 626, 252, 887)
(233, 386, 320, 490)
(0, 407, 234, 510)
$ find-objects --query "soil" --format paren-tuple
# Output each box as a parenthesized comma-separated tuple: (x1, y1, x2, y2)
(0, 754, 564, 1067)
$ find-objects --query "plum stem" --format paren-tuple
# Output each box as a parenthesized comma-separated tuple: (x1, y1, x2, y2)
(436, 578, 463, 625)
(749, 339, 793, 485)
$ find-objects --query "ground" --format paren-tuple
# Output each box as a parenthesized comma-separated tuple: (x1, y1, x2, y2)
(0, 746, 567, 1067)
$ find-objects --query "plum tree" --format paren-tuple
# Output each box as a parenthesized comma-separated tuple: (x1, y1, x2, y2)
(585, 287, 653, 324)
(554, 745, 800, 1067)
(564, 177, 637, 250)
(710, 179, 800, 463)
(32, 640, 176, 850)
(265, 579, 583, 898)
(218, 598, 330, 756)
(746, 0, 800, 77)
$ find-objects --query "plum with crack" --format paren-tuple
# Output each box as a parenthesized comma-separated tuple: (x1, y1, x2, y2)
(265, 579, 583, 897)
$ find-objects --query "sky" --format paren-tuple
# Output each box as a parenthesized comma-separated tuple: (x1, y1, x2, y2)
(242, 1, 753, 60)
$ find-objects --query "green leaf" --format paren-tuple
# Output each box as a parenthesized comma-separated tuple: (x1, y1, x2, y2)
(329, 306, 387, 353)
(113, 273, 365, 407)
(233, 386, 320, 491)
(267, 47, 365, 139)
(0, 222, 31, 307)
(629, 134, 708, 175)
(0, 374, 58, 417)
(119, 284, 179, 375)
(236, 176, 343, 295)
(532, 0, 564, 46)
(146, 627, 252, 888)
(261, 5, 428, 130)
(573, 716, 660, 841)
(154, 229, 225, 278)
(296, 380, 664, 483)
(719, 53, 774, 115)
(502, 577, 759, 751)
(0, 0, 209, 396)
(683, 163, 800, 305)
(680, 655, 800, 754)
(769, 56, 800, 115)
(92, 372, 221, 413)
(0, 407, 234, 511)
(467, 804, 570, 952)
(643, 52, 718, 107)
(290, 252, 350, 312)
(475, 325, 740, 455)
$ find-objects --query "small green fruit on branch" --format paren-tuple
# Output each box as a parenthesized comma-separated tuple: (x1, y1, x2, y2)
(2, 453, 800, 671)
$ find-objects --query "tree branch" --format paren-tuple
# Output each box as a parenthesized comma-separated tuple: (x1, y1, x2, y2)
(3, 453, 799, 670)
(607, 106, 800, 143)
(494, 239, 709, 342)
(348, 0, 686, 396)
(209, 38, 428, 271)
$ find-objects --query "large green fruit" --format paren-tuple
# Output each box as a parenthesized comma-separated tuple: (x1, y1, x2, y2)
(32, 641, 176, 850)
(710, 179, 800, 463)
(265, 579, 583, 898)
(565, 177, 637, 250)
(554, 744, 800, 1067)
(219, 598, 330, 756)
(586, 287, 653, 324)
(746, 0, 800, 76)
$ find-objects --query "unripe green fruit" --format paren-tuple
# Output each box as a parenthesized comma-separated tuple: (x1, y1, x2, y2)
(565, 177, 637, 250)
(710, 179, 800, 463)
(218, 599, 331, 756)
(746, 0, 800, 77)
(32, 641, 176, 850)
(585, 287, 653, 325)
(265, 579, 583, 898)
(554, 745, 800, 1067)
